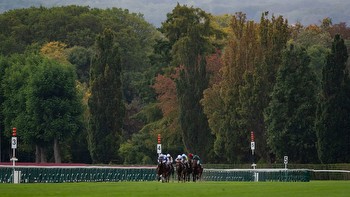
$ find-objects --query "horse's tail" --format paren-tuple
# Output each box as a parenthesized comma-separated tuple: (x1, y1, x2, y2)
(199, 164, 204, 180)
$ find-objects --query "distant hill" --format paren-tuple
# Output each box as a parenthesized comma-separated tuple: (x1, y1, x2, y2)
(1, 0, 350, 27)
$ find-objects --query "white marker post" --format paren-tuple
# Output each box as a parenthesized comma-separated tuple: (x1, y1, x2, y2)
(284, 156, 288, 169)
(10, 127, 19, 184)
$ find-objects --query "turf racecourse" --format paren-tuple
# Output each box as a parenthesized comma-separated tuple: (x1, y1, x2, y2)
(0, 181, 349, 197)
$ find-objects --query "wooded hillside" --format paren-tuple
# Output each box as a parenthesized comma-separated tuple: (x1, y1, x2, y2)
(0, 5, 349, 165)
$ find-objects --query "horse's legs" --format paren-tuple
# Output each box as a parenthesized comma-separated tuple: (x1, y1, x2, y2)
(166, 172, 170, 182)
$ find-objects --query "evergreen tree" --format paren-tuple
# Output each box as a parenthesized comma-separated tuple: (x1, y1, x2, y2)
(162, 4, 216, 159)
(315, 34, 350, 163)
(265, 44, 319, 163)
(88, 28, 125, 164)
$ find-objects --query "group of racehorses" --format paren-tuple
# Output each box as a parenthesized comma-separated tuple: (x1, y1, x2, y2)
(157, 159, 203, 183)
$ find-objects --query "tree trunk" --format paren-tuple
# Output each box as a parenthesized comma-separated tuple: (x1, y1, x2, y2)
(35, 145, 41, 163)
(53, 138, 61, 163)
(40, 147, 47, 163)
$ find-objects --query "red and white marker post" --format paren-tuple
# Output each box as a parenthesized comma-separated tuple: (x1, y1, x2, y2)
(250, 131, 256, 169)
(251, 131, 259, 181)
(157, 134, 162, 156)
(10, 128, 19, 183)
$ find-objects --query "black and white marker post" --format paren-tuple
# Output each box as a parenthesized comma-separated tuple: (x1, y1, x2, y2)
(284, 156, 288, 169)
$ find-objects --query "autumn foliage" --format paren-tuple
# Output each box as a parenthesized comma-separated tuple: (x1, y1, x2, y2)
(152, 66, 183, 116)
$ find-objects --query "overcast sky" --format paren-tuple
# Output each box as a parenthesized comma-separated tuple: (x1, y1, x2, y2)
(1, 0, 349, 27)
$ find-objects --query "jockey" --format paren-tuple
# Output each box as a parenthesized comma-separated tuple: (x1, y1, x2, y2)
(166, 154, 173, 165)
(181, 154, 188, 164)
(175, 155, 182, 163)
(162, 154, 168, 164)
(193, 154, 201, 165)
(188, 153, 194, 160)
(158, 154, 164, 163)
(182, 154, 190, 169)
(188, 153, 194, 164)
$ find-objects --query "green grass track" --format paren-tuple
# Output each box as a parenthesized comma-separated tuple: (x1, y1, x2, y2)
(0, 181, 349, 197)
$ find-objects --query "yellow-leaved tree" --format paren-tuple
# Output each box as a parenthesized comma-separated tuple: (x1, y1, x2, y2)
(40, 41, 69, 64)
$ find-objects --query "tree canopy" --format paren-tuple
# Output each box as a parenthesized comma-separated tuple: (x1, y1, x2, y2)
(0, 4, 349, 165)
(265, 43, 318, 163)
(315, 34, 350, 163)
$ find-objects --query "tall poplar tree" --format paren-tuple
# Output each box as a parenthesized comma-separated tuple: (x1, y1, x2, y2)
(88, 28, 125, 163)
(186, 12, 290, 163)
(315, 34, 350, 163)
(254, 12, 290, 162)
(219, 13, 258, 163)
(161, 4, 217, 160)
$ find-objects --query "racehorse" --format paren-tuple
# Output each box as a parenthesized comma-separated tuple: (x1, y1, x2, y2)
(175, 161, 187, 182)
(192, 160, 203, 182)
(169, 163, 175, 181)
(186, 160, 193, 182)
(157, 162, 171, 182)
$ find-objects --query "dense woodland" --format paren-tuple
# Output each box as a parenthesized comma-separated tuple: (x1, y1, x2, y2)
(0, 4, 349, 165)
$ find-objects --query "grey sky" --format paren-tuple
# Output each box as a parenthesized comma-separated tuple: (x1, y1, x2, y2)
(1, 0, 349, 27)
